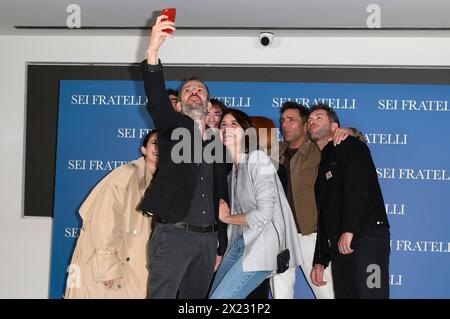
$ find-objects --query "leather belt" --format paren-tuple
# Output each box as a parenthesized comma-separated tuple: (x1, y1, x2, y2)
(158, 219, 217, 233)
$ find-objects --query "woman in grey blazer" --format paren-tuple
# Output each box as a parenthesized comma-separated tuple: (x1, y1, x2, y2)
(209, 109, 302, 299)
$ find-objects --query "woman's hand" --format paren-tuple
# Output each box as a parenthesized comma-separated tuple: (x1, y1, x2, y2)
(219, 199, 230, 223)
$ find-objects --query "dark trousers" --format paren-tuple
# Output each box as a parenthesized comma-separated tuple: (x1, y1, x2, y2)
(147, 223, 218, 299)
(331, 227, 390, 299)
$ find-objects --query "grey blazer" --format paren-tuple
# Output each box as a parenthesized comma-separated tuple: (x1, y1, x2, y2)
(227, 150, 303, 272)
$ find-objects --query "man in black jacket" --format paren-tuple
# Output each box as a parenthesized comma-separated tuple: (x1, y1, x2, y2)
(140, 15, 229, 299)
(308, 104, 390, 299)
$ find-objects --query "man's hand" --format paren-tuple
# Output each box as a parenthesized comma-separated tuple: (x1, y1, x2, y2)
(146, 15, 176, 65)
(329, 127, 353, 146)
(310, 264, 327, 287)
(214, 255, 223, 272)
(338, 232, 354, 255)
(218, 199, 230, 223)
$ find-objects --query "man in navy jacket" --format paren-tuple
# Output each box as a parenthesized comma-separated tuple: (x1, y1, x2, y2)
(309, 104, 390, 299)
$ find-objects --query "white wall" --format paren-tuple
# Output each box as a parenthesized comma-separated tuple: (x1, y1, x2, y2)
(1, 30, 450, 298)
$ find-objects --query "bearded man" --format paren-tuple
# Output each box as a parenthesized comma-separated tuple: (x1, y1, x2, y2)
(139, 15, 229, 299)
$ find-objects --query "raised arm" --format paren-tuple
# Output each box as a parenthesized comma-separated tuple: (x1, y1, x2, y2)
(330, 127, 366, 146)
(146, 15, 175, 65)
(141, 15, 181, 133)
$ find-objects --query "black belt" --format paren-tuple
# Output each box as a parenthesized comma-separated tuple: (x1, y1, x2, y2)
(158, 219, 217, 233)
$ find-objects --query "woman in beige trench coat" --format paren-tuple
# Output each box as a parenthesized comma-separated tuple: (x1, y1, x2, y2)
(65, 130, 158, 298)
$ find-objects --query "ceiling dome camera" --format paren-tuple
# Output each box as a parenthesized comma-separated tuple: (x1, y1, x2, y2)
(259, 32, 274, 47)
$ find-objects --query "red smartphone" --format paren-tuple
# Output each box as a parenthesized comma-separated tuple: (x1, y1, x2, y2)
(161, 8, 176, 34)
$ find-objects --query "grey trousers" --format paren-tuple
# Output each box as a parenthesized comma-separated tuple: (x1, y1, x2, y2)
(147, 222, 218, 299)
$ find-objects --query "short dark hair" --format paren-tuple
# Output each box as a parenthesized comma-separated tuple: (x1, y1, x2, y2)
(142, 129, 157, 147)
(280, 101, 310, 123)
(179, 76, 211, 100)
(167, 88, 178, 97)
(210, 98, 227, 113)
(309, 103, 340, 127)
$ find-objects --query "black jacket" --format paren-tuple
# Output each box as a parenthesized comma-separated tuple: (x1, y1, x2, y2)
(313, 136, 390, 267)
(138, 61, 229, 255)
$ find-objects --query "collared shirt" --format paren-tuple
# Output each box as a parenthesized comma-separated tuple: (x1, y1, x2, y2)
(181, 142, 215, 226)
(282, 147, 302, 234)
(143, 62, 216, 226)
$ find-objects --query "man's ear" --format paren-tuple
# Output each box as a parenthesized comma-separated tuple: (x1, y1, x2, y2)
(140, 146, 147, 156)
(331, 122, 339, 132)
(207, 101, 212, 110)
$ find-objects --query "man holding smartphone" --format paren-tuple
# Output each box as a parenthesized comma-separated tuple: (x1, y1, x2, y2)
(139, 14, 229, 299)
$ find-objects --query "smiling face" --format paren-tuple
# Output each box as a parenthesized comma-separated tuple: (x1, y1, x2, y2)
(219, 113, 244, 151)
(141, 132, 159, 166)
(205, 105, 223, 128)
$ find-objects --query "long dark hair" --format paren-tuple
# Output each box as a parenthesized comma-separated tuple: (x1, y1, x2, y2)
(220, 108, 256, 154)
(142, 129, 157, 147)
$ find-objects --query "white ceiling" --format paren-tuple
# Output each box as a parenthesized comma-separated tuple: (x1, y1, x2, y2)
(1, 0, 450, 35)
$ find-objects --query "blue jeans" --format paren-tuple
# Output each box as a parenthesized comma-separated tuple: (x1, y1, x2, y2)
(209, 235, 271, 299)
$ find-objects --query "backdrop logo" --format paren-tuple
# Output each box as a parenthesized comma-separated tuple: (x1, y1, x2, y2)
(117, 128, 153, 139)
(51, 79, 450, 299)
(390, 274, 403, 286)
(64, 227, 80, 238)
(214, 96, 251, 108)
(365, 133, 407, 145)
(391, 240, 450, 253)
(70, 94, 147, 106)
(378, 99, 449, 111)
(385, 203, 406, 215)
(68, 159, 128, 171)
(377, 168, 450, 181)
(272, 97, 357, 109)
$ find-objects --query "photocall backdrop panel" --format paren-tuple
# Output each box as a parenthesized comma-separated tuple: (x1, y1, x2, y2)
(49, 77, 450, 299)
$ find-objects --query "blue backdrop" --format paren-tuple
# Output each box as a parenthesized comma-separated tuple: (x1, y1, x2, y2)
(50, 79, 450, 299)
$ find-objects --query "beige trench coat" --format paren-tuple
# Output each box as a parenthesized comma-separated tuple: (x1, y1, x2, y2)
(65, 157, 153, 299)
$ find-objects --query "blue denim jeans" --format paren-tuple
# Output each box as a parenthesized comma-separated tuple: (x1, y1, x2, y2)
(209, 235, 271, 299)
